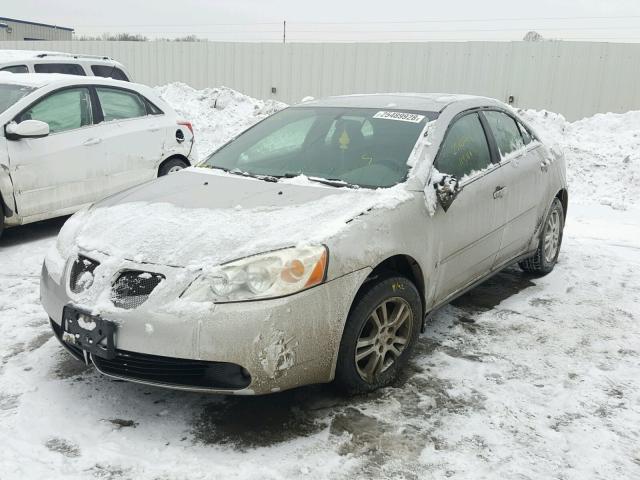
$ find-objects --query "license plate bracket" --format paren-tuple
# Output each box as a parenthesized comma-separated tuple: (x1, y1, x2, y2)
(62, 306, 116, 360)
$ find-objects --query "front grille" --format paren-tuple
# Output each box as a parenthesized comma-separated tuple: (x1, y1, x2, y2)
(111, 270, 164, 309)
(69, 255, 99, 293)
(93, 350, 251, 390)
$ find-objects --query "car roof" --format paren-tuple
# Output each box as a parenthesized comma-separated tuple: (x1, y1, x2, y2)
(0, 49, 116, 63)
(0, 72, 138, 90)
(297, 93, 505, 112)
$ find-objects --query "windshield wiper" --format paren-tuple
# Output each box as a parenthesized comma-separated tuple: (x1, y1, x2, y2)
(198, 165, 278, 182)
(307, 176, 358, 188)
(228, 168, 279, 182)
(276, 172, 357, 189)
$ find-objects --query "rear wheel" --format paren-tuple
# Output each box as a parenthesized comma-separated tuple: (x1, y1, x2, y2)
(519, 197, 564, 275)
(335, 276, 422, 394)
(158, 158, 188, 177)
(0, 202, 4, 240)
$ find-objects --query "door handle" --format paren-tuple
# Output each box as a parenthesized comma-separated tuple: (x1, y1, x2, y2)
(82, 138, 102, 146)
(493, 185, 507, 199)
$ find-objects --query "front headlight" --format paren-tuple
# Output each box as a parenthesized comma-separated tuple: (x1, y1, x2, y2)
(182, 245, 328, 303)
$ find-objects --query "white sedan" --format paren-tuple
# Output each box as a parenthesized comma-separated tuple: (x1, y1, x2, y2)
(0, 73, 196, 236)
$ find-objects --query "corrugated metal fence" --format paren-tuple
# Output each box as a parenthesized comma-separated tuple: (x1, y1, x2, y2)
(2, 40, 640, 120)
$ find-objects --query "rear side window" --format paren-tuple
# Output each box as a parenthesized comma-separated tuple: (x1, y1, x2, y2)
(435, 113, 492, 179)
(483, 111, 525, 158)
(96, 87, 147, 121)
(33, 63, 86, 76)
(19, 87, 93, 134)
(91, 65, 129, 81)
(1, 65, 29, 74)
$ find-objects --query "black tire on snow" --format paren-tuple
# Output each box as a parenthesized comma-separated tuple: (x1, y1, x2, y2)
(519, 197, 564, 276)
(334, 275, 422, 395)
(158, 158, 189, 176)
(0, 201, 4, 240)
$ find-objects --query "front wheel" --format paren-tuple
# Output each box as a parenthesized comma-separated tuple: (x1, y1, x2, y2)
(519, 197, 564, 275)
(158, 158, 189, 177)
(334, 276, 422, 395)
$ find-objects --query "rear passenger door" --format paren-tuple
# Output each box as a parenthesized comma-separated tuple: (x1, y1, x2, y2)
(481, 110, 543, 266)
(430, 112, 507, 302)
(92, 86, 165, 196)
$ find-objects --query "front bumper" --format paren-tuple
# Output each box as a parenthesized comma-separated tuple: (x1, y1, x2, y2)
(41, 260, 370, 395)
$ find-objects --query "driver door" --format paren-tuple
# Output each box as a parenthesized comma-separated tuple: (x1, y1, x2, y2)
(7, 87, 99, 218)
(429, 112, 508, 303)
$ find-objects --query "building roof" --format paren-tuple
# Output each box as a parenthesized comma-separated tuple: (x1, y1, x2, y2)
(0, 17, 73, 32)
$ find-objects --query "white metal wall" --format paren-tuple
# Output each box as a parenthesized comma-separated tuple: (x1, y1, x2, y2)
(2, 40, 639, 120)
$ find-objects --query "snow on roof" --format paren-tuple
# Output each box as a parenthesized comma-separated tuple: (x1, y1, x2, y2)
(0, 71, 62, 87)
(300, 93, 499, 111)
(0, 49, 115, 64)
(0, 72, 133, 89)
(0, 49, 67, 62)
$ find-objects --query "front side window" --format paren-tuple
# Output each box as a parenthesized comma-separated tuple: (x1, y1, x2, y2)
(91, 65, 129, 81)
(1, 65, 29, 74)
(435, 113, 492, 179)
(517, 121, 534, 145)
(201, 107, 436, 188)
(96, 87, 147, 122)
(0, 84, 36, 114)
(483, 110, 525, 158)
(18, 87, 93, 134)
(33, 63, 86, 76)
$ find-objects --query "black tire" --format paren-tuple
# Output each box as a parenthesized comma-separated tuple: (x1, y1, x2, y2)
(158, 157, 188, 177)
(335, 275, 422, 395)
(0, 201, 4, 240)
(519, 197, 564, 276)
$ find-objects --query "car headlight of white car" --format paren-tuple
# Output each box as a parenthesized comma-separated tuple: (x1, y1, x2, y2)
(182, 245, 328, 302)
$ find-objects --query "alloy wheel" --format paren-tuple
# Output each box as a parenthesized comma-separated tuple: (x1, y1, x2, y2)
(355, 297, 413, 382)
(543, 208, 561, 263)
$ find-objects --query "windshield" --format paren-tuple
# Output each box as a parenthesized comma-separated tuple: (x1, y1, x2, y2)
(201, 107, 437, 188)
(0, 84, 36, 115)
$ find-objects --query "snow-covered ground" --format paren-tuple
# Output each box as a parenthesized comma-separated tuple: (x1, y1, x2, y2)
(1, 86, 639, 479)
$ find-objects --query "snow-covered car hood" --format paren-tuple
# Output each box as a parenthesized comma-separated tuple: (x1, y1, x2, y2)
(54, 168, 413, 271)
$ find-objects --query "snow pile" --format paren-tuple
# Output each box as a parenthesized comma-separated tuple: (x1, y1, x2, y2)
(518, 109, 640, 210)
(156, 83, 286, 159)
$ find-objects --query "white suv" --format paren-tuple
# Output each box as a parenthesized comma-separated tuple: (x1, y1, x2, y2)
(0, 50, 132, 81)
(0, 73, 196, 236)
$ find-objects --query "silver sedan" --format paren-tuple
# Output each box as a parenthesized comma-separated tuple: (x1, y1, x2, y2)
(41, 94, 567, 395)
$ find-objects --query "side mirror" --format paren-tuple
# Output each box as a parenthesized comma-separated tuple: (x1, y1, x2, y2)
(434, 175, 461, 212)
(5, 120, 50, 140)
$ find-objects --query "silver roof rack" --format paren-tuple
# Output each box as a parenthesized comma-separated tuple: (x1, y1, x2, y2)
(35, 52, 114, 61)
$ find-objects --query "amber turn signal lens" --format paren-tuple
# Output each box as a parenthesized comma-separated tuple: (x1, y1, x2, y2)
(304, 249, 328, 288)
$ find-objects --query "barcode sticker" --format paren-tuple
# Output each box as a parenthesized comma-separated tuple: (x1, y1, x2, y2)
(373, 111, 425, 123)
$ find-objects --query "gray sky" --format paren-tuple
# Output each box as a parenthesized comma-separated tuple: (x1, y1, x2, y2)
(3, 0, 640, 42)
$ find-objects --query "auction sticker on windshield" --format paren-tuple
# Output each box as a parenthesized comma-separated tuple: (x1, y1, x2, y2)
(373, 111, 425, 123)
